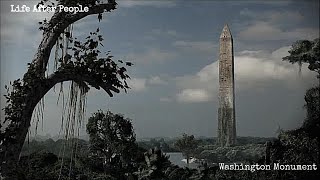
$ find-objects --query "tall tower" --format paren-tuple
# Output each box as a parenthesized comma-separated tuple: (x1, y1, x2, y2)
(218, 24, 236, 147)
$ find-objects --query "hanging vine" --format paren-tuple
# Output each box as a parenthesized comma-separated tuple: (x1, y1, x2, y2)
(0, 1, 134, 176)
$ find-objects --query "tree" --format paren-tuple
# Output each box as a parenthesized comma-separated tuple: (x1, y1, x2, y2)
(280, 38, 320, 172)
(303, 86, 320, 134)
(175, 134, 199, 166)
(86, 110, 137, 175)
(283, 38, 320, 135)
(0, 0, 133, 174)
(282, 38, 319, 78)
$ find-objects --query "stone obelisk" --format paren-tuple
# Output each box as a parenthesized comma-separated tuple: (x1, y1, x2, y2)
(218, 24, 236, 147)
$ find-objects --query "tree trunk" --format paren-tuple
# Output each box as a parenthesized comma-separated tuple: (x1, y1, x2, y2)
(0, 1, 119, 175)
(187, 155, 190, 167)
(1, 72, 119, 174)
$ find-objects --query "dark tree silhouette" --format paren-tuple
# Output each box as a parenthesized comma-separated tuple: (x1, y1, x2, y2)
(175, 133, 199, 166)
(86, 110, 137, 175)
(283, 38, 319, 78)
(0, 0, 133, 174)
(283, 37, 320, 135)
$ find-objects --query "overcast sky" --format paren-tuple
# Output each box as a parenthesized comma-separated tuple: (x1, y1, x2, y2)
(1, 0, 319, 139)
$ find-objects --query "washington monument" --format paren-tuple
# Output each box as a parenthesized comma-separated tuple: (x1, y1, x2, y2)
(218, 24, 236, 147)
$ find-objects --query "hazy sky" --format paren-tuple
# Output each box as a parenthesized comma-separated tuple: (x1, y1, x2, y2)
(1, 0, 319, 138)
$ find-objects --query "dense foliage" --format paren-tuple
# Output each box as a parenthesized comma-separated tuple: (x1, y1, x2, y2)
(13, 131, 320, 179)
(138, 138, 179, 153)
(197, 144, 266, 164)
(174, 134, 199, 165)
(0, 0, 129, 174)
(86, 110, 140, 177)
(1, 0, 319, 178)
(283, 38, 319, 77)
(303, 86, 320, 137)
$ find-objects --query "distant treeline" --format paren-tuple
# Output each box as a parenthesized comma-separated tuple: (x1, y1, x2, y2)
(21, 138, 89, 158)
(22, 136, 275, 157)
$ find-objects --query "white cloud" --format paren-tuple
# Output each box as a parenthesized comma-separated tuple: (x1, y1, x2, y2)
(126, 48, 177, 64)
(268, 11, 304, 24)
(123, 75, 168, 94)
(271, 46, 291, 59)
(177, 89, 211, 103)
(234, 1, 292, 6)
(240, 9, 304, 24)
(127, 78, 147, 92)
(235, 55, 291, 82)
(175, 46, 317, 103)
(239, 22, 319, 41)
(237, 50, 268, 57)
(148, 76, 167, 85)
(173, 40, 217, 53)
(238, 9, 318, 41)
(118, 0, 176, 8)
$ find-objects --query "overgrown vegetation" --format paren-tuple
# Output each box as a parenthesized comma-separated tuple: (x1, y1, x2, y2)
(86, 110, 140, 178)
(0, 0, 319, 178)
(15, 134, 271, 179)
(0, 0, 131, 175)
(174, 134, 199, 166)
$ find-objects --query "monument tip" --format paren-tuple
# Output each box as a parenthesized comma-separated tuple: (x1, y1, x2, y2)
(220, 24, 232, 38)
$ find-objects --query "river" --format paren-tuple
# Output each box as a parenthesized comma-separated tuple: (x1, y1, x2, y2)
(165, 152, 199, 169)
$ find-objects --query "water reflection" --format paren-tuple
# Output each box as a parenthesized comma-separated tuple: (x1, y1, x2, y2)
(166, 152, 199, 169)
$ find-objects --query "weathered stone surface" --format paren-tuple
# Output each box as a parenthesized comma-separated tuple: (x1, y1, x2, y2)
(218, 24, 236, 147)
